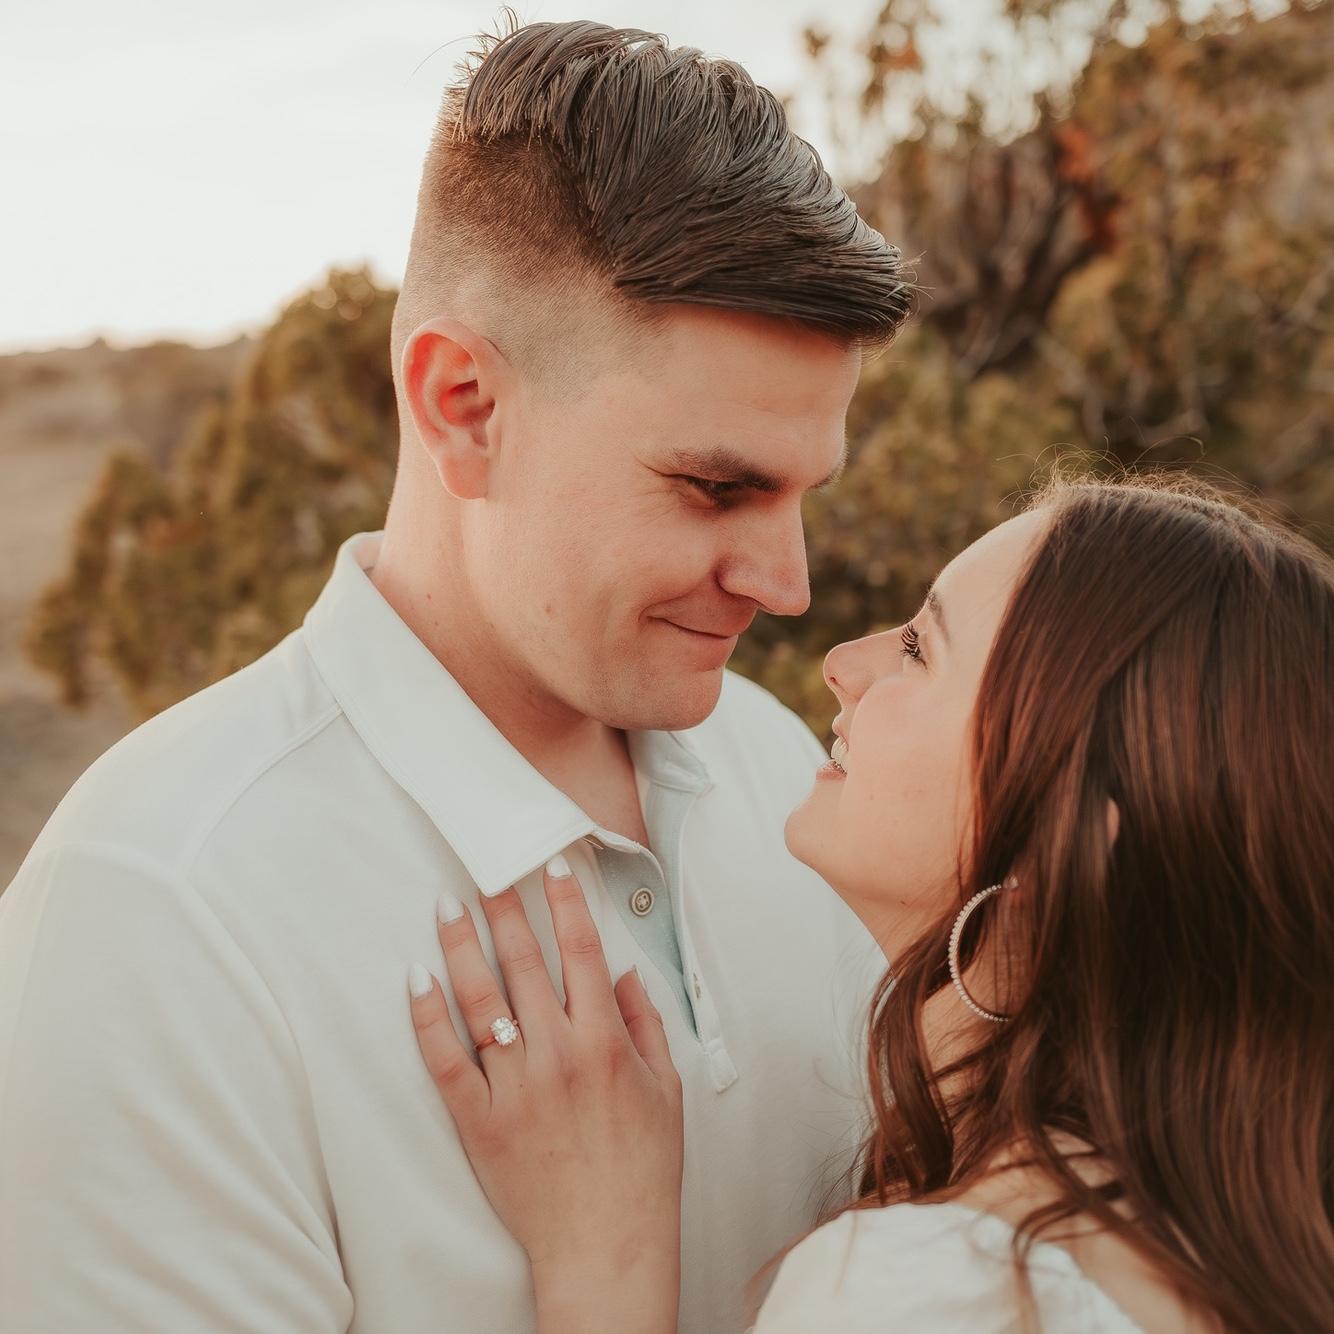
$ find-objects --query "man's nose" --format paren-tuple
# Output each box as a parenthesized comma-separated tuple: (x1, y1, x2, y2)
(718, 509, 811, 617)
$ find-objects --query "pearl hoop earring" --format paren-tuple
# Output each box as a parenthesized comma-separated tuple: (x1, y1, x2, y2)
(947, 876, 1018, 1024)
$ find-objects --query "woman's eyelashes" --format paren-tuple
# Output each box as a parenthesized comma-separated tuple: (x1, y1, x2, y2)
(900, 621, 925, 665)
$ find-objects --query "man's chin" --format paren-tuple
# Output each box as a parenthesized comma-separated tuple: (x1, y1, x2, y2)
(605, 665, 726, 732)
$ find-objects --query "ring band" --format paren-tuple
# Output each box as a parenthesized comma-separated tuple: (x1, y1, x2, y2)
(475, 1015, 521, 1052)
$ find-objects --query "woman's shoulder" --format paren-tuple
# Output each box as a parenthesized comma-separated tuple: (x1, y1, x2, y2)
(749, 1200, 1145, 1334)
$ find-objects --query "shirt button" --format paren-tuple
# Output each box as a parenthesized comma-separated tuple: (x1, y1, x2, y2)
(693, 972, 702, 999)
(630, 887, 655, 916)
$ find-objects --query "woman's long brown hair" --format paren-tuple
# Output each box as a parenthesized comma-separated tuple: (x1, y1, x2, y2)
(824, 476, 1333, 1331)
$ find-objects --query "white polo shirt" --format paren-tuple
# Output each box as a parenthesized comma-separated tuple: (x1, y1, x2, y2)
(0, 530, 879, 1334)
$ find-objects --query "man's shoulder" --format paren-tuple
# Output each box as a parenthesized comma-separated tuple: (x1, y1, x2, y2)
(25, 627, 343, 877)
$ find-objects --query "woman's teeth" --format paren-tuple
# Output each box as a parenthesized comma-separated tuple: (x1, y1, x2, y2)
(830, 736, 849, 773)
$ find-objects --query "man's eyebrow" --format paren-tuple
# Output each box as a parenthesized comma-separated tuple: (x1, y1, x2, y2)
(664, 442, 849, 495)
(925, 586, 951, 647)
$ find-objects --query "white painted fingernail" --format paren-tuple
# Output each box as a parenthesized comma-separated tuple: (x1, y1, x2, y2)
(546, 853, 572, 879)
(407, 962, 434, 999)
(437, 890, 465, 924)
(632, 964, 645, 987)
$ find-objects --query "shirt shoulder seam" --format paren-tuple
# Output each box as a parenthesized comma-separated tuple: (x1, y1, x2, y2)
(179, 700, 343, 874)
(1, 838, 319, 1147)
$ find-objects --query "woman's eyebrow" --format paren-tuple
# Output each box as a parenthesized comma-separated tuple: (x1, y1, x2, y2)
(813, 449, 848, 493)
(926, 587, 951, 647)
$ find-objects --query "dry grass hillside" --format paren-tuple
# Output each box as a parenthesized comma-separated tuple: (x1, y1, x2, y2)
(0, 335, 251, 885)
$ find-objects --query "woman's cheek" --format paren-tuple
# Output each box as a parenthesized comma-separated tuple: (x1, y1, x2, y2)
(853, 715, 966, 900)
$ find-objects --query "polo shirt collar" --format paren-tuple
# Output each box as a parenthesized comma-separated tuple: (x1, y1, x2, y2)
(302, 531, 710, 895)
(628, 721, 711, 796)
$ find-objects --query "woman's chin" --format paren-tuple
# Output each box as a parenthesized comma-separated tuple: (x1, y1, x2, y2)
(783, 793, 825, 876)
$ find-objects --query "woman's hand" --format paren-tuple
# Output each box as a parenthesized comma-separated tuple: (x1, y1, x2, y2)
(407, 857, 684, 1334)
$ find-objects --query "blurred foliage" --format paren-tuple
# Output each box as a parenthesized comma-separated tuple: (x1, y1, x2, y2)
(736, 0, 1334, 727)
(25, 269, 398, 717)
(26, 0, 1334, 737)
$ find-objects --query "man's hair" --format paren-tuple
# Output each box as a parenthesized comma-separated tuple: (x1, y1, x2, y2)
(391, 16, 914, 380)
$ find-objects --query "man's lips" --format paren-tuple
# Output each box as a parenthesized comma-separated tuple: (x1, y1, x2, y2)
(661, 618, 753, 639)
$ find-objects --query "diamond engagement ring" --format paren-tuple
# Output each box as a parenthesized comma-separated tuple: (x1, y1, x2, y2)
(475, 1016, 521, 1052)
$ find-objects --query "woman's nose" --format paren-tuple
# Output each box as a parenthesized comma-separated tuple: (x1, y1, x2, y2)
(823, 633, 881, 708)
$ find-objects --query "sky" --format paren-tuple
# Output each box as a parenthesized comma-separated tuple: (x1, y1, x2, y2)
(1, 0, 890, 354)
(3, 0, 1259, 355)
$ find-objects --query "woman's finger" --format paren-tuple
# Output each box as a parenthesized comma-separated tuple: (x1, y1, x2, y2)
(407, 962, 491, 1127)
(542, 855, 619, 1024)
(613, 967, 680, 1090)
(435, 891, 526, 1071)
(479, 886, 566, 1036)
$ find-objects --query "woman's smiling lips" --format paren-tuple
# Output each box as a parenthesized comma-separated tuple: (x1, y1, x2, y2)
(817, 724, 849, 780)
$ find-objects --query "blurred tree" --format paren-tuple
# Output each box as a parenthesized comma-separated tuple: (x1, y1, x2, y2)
(730, 0, 1334, 727)
(26, 3, 1333, 737)
(25, 267, 397, 716)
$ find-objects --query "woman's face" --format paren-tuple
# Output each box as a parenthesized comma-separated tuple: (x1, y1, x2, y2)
(785, 509, 1050, 957)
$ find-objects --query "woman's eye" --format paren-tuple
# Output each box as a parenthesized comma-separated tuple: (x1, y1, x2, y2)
(900, 622, 925, 665)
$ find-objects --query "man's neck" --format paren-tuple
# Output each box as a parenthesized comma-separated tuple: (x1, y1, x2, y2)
(369, 531, 650, 847)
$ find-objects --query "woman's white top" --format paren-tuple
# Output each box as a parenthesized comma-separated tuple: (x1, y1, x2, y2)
(752, 1200, 1145, 1333)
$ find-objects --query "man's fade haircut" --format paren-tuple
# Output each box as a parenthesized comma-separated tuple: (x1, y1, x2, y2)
(391, 17, 914, 383)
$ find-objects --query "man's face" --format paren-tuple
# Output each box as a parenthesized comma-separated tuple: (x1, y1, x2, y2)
(464, 304, 861, 731)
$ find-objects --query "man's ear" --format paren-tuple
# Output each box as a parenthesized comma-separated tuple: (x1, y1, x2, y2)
(400, 317, 508, 500)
